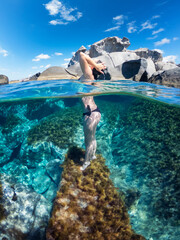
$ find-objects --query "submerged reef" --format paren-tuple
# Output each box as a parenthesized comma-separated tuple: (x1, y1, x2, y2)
(0, 114, 22, 134)
(46, 146, 145, 240)
(110, 98, 180, 220)
(0, 174, 51, 240)
(28, 104, 82, 149)
(95, 96, 180, 239)
(0, 95, 180, 239)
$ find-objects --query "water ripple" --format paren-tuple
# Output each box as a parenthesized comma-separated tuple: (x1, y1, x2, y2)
(0, 79, 179, 106)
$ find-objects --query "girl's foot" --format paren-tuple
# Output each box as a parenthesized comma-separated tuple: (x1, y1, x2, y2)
(80, 161, 91, 171)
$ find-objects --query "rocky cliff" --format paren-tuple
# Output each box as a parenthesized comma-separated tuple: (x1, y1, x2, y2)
(36, 36, 180, 88)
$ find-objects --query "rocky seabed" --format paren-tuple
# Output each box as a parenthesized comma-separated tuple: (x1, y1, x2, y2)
(0, 96, 180, 240)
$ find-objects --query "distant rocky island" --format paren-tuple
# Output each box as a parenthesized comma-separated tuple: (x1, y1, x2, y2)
(1, 36, 180, 88)
(0, 75, 9, 85)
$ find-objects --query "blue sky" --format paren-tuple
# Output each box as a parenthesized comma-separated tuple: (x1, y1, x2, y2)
(0, 0, 179, 80)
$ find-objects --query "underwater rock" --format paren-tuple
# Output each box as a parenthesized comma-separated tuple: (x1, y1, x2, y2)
(20, 140, 64, 168)
(32, 167, 51, 194)
(0, 159, 31, 184)
(104, 96, 180, 238)
(0, 95, 179, 239)
(0, 181, 5, 222)
(46, 159, 63, 186)
(0, 174, 51, 240)
(27, 105, 82, 149)
(25, 98, 64, 121)
(46, 146, 145, 240)
(2, 123, 28, 151)
(124, 189, 141, 209)
(0, 102, 35, 152)
(43, 181, 58, 203)
(0, 102, 28, 122)
(0, 136, 13, 167)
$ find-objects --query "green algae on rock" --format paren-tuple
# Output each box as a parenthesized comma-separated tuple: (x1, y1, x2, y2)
(27, 104, 82, 149)
(46, 146, 145, 240)
(108, 98, 180, 221)
(0, 114, 22, 134)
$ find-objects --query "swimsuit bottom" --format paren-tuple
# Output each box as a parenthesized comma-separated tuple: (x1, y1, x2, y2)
(83, 107, 101, 117)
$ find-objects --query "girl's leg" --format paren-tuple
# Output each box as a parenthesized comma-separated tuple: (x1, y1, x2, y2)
(79, 52, 94, 79)
(82, 112, 101, 169)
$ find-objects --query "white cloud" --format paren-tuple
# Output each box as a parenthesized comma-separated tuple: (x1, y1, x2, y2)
(104, 14, 126, 33)
(127, 21, 137, 33)
(64, 58, 71, 61)
(61, 63, 68, 67)
(153, 49, 164, 54)
(77, 12, 83, 19)
(32, 54, 51, 62)
(147, 35, 158, 40)
(113, 15, 126, 25)
(45, 0, 83, 25)
(104, 26, 120, 32)
(163, 55, 177, 63)
(173, 37, 179, 41)
(49, 20, 68, 25)
(152, 28, 164, 35)
(32, 64, 51, 69)
(55, 52, 63, 55)
(152, 15, 160, 19)
(0, 47, 8, 57)
(140, 20, 157, 31)
(154, 38, 170, 46)
(60, 7, 77, 22)
(32, 59, 40, 62)
(44, 0, 62, 15)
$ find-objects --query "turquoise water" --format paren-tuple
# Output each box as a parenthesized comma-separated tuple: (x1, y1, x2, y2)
(0, 79, 180, 105)
(0, 79, 180, 239)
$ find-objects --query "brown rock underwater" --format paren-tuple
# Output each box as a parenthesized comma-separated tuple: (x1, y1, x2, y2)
(46, 146, 145, 240)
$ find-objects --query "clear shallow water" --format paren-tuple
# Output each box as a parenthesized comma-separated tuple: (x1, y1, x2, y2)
(0, 79, 180, 239)
(1, 79, 180, 105)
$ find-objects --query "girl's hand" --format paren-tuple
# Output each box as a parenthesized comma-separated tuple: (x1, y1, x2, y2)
(95, 63, 106, 74)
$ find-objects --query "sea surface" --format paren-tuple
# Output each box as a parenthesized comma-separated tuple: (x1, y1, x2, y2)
(0, 79, 180, 240)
